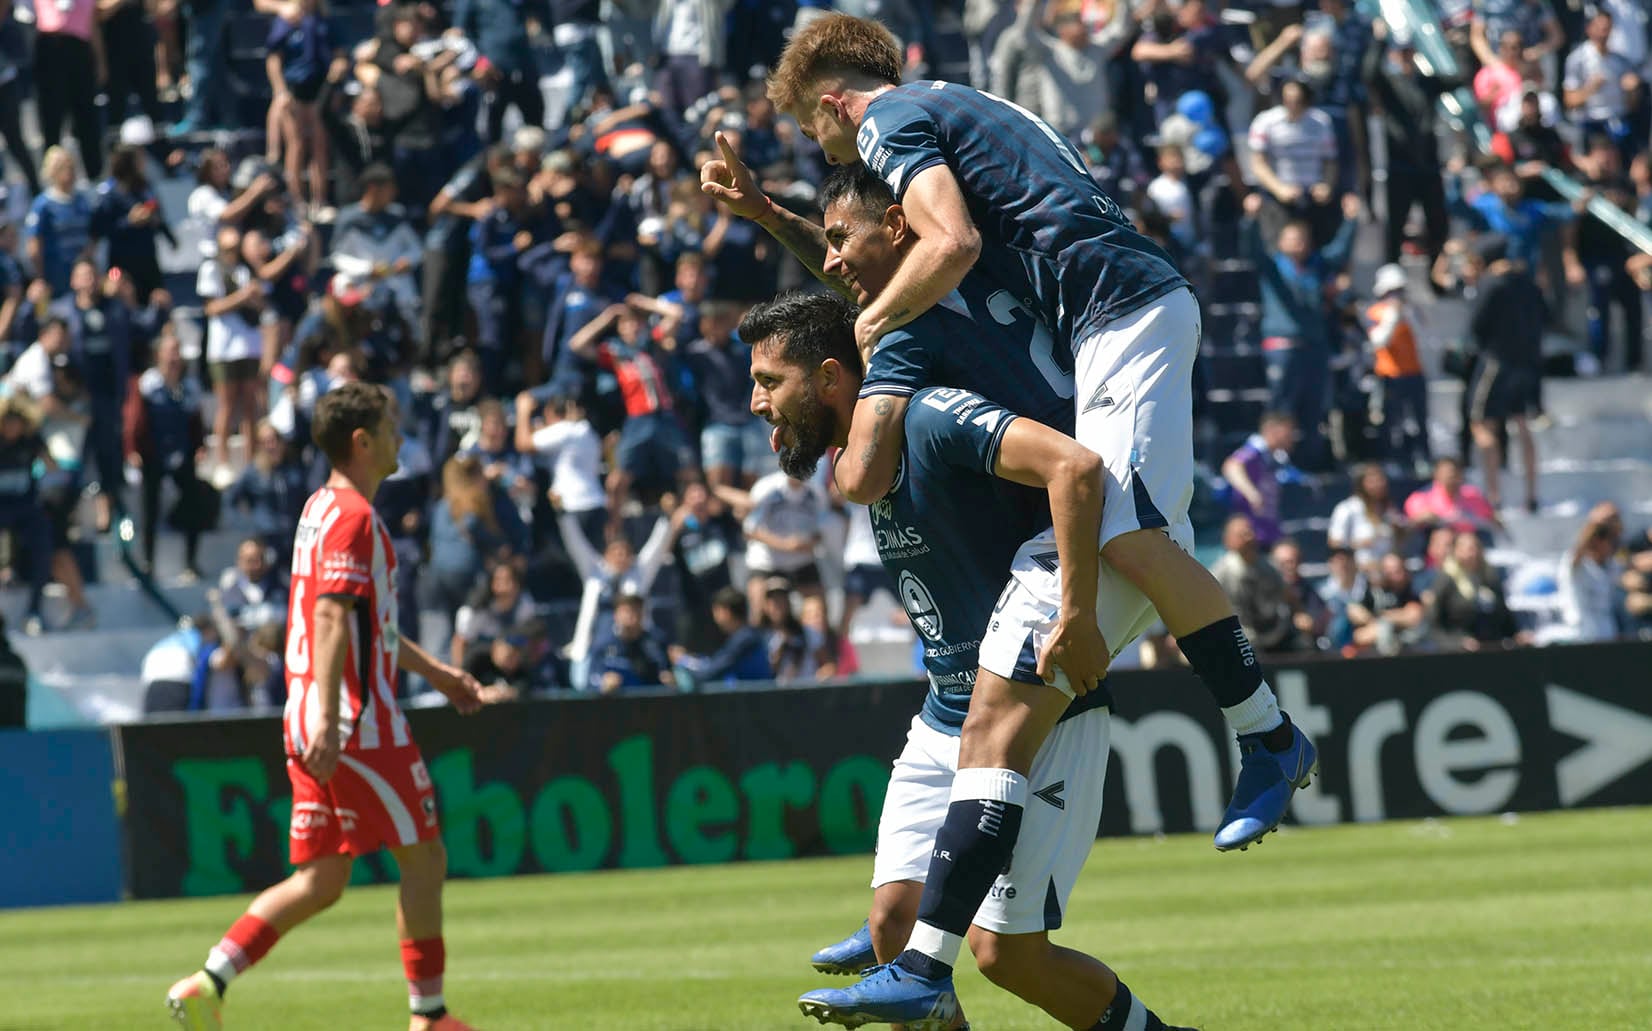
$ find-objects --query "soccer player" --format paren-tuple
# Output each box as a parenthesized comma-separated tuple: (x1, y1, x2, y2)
(706, 15, 1320, 1016)
(166, 382, 484, 1031)
(743, 292, 1192, 1031)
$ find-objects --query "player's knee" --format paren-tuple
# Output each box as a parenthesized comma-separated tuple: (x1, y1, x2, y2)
(966, 929, 1041, 992)
(395, 838, 449, 884)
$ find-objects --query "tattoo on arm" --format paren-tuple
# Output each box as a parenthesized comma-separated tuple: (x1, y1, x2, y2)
(764, 207, 857, 301)
(859, 397, 895, 470)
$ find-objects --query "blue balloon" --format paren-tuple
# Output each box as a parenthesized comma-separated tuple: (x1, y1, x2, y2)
(1193, 127, 1230, 158)
(1176, 90, 1215, 127)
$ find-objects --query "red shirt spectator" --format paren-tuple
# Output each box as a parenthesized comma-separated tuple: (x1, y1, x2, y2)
(1403, 458, 1502, 534)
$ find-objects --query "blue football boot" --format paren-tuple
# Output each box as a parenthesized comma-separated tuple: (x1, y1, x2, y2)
(1214, 718, 1319, 852)
(811, 920, 877, 975)
(798, 963, 960, 1030)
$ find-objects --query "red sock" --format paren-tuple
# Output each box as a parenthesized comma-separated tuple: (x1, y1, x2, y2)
(204, 914, 281, 987)
(401, 937, 446, 1015)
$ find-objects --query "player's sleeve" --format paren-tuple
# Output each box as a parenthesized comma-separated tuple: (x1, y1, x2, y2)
(316, 506, 376, 600)
(906, 388, 1019, 477)
(859, 325, 938, 399)
(857, 97, 948, 203)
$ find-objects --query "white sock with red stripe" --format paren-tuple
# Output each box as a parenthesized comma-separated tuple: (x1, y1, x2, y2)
(203, 914, 281, 994)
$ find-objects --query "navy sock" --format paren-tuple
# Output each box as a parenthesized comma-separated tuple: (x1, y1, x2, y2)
(1177, 615, 1266, 708)
(896, 792, 1024, 979)
(1089, 981, 1167, 1031)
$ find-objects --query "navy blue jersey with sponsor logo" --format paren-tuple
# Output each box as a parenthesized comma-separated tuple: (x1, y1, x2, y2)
(860, 270, 1073, 434)
(857, 81, 1187, 349)
(878, 387, 1109, 734)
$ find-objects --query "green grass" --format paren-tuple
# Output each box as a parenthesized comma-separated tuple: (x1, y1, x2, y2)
(3, 808, 1650, 1030)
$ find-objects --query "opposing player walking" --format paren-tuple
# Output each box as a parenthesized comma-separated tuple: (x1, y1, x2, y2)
(743, 292, 1193, 1031)
(166, 383, 484, 1031)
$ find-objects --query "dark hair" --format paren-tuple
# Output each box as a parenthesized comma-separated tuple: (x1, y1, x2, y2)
(39, 316, 69, 336)
(819, 163, 896, 221)
(738, 291, 862, 376)
(312, 380, 389, 466)
(108, 144, 148, 190)
(711, 586, 746, 614)
(358, 163, 396, 189)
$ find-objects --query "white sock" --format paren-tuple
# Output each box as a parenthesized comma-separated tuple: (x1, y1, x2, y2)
(949, 766, 1028, 807)
(1221, 684, 1283, 738)
(905, 921, 965, 969)
(203, 948, 240, 988)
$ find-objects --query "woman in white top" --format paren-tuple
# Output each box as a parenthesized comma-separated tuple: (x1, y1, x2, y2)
(197, 225, 270, 474)
(1327, 463, 1409, 571)
(185, 150, 278, 252)
(1558, 503, 1624, 643)
(515, 391, 606, 546)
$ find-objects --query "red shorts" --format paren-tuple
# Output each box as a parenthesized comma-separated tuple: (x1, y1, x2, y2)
(286, 745, 440, 866)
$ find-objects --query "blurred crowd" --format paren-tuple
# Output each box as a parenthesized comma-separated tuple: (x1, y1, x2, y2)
(0, 0, 1646, 712)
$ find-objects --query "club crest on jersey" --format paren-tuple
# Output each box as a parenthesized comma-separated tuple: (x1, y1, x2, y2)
(898, 570, 943, 641)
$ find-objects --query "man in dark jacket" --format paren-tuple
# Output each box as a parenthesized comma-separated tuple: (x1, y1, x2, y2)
(670, 585, 772, 689)
(1363, 21, 1461, 267)
(453, 0, 550, 142)
(1466, 235, 1545, 512)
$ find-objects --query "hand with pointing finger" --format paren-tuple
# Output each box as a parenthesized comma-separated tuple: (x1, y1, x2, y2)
(700, 131, 771, 221)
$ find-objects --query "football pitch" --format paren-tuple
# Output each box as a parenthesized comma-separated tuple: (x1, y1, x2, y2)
(3, 807, 1648, 1030)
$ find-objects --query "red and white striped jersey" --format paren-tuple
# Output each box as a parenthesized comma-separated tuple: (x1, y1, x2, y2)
(282, 485, 409, 756)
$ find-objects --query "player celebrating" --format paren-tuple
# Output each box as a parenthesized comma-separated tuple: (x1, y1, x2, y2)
(166, 382, 485, 1031)
(743, 292, 1192, 1031)
(705, 16, 1320, 1019)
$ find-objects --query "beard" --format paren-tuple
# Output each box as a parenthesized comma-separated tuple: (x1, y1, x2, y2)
(775, 388, 837, 480)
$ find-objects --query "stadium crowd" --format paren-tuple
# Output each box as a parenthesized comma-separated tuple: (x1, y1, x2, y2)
(0, 0, 1648, 713)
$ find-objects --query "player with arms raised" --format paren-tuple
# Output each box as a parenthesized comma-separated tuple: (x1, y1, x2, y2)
(166, 382, 485, 1031)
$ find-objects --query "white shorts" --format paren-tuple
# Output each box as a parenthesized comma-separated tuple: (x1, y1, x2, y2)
(1074, 287, 1200, 550)
(871, 709, 1111, 934)
(977, 522, 1191, 695)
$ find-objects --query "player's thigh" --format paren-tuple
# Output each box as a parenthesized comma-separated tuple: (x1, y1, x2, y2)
(872, 716, 959, 889)
(957, 668, 1072, 775)
(972, 708, 1112, 937)
(1074, 288, 1200, 548)
(328, 746, 441, 857)
(978, 528, 1161, 689)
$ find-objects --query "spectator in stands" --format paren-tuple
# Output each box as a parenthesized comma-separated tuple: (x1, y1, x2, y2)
(174, 0, 230, 132)
(1466, 234, 1544, 513)
(1145, 142, 1196, 249)
(517, 391, 605, 546)
(1471, 0, 1563, 75)
(1572, 179, 1643, 375)
(330, 164, 422, 324)
(32, 0, 102, 178)
(800, 593, 845, 678)
(37, 354, 96, 623)
(1413, 524, 1460, 604)
(1131, 0, 1229, 131)
(1492, 85, 1571, 178)
(761, 577, 813, 681)
(1211, 512, 1303, 656)
(1429, 530, 1529, 651)
(1080, 111, 1147, 208)
(428, 349, 485, 462)
(1272, 537, 1328, 653)
(466, 168, 537, 391)
(670, 584, 773, 689)
(0, 3, 38, 196)
(1364, 21, 1455, 268)
(125, 326, 206, 581)
(541, 236, 626, 393)
(1362, 264, 1430, 471)
(225, 420, 309, 565)
(665, 479, 738, 655)
(216, 537, 288, 632)
(52, 259, 133, 532)
(454, 0, 548, 142)
(265, 0, 333, 215)
(1241, 191, 1361, 465)
(561, 503, 672, 661)
(186, 150, 276, 243)
(1247, 75, 1339, 244)
(464, 618, 544, 700)
(654, 0, 732, 115)
(687, 300, 768, 490)
(1620, 524, 1652, 635)
(736, 470, 826, 621)
(1405, 457, 1503, 537)
(1001, 0, 1130, 141)
(26, 147, 94, 296)
(566, 303, 685, 519)
(1459, 162, 1586, 272)
(1474, 28, 1534, 121)
(1563, 9, 1641, 163)
(452, 558, 536, 665)
(587, 589, 674, 693)
(0, 395, 54, 635)
(839, 499, 893, 644)
(1345, 552, 1428, 656)
(1557, 502, 1626, 643)
(0, 218, 25, 346)
(426, 453, 514, 627)
(1318, 545, 1366, 651)
(197, 225, 271, 477)
(1221, 410, 1297, 550)
(1329, 463, 1408, 572)
(5, 316, 73, 401)
(91, 144, 173, 303)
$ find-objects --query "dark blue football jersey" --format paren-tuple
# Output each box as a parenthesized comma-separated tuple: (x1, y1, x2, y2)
(860, 270, 1074, 435)
(876, 387, 1110, 735)
(857, 81, 1187, 349)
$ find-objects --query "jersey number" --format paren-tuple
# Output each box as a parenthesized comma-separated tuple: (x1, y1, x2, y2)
(285, 579, 310, 676)
(985, 290, 1074, 398)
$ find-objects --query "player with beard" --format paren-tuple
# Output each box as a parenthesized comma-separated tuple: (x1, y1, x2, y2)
(745, 293, 1193, 1031)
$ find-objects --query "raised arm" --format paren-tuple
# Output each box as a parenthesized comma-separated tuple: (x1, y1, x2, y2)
(852, 164, 980, 361)
(993, 417, 1107, 694)
(700, 132, 856, 301)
